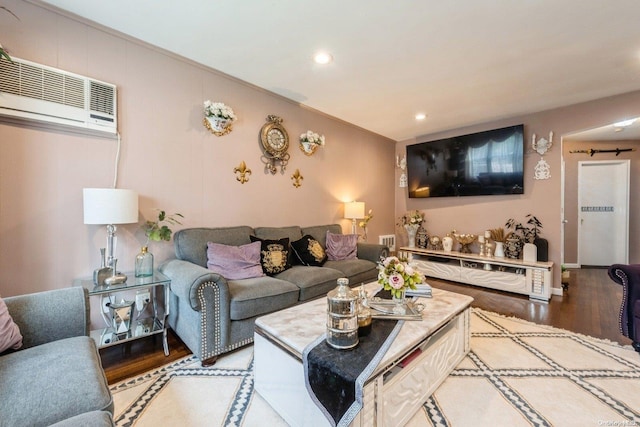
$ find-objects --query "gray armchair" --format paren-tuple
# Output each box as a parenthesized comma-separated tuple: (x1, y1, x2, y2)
(0, 287, 114, 427)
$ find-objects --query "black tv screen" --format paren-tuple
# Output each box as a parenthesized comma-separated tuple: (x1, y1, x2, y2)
(406, 124, 524, 198)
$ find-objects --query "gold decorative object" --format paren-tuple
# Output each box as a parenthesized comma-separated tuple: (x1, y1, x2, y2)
(233, 161, 252, 184)
(204, 117, 233, 136)
(260, 115, 290, 174)
(299, 130, 325, 156)
(453, 233, 477, 254)
(291, 169, 303, 187)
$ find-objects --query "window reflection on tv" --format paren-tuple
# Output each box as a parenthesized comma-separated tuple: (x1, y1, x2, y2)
(406, 125, 524, 198)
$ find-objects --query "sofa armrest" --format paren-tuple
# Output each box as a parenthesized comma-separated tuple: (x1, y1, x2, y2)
(4, 287, 89, 349)
(357, 242, 389, 263)
(159, 259, 229, 311)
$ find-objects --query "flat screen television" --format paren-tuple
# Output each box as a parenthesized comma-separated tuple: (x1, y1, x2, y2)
(406, 124, 524, 198)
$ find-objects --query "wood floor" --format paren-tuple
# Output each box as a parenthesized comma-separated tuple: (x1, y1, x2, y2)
(100, 267, 632, 385)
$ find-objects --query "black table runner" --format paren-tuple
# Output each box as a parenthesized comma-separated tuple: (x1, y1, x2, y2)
(302, 317, 403, 426)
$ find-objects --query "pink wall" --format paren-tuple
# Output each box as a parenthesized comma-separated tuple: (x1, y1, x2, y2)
(562, 139, 640, 265)
(0, 1, 395, 298)
(3, 1, 640, 302)
(397, 91, 640, 293)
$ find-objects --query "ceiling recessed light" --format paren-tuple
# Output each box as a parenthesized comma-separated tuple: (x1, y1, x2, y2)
(313, 52, 333, 64)
(415, 113, 427, 121)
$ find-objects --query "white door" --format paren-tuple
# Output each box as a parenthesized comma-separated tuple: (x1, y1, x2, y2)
(578, 160, 630, 266)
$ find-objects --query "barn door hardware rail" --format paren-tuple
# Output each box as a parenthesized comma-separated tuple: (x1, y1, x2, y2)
(569, 148, 636, 156)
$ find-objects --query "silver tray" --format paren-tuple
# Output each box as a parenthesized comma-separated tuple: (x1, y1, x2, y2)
(366, 298, 425, 321)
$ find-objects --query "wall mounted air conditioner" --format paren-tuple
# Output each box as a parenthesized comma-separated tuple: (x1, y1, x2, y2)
(0, 57, 117, 137)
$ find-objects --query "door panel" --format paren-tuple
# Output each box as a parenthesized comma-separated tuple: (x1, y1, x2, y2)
(578, 160, 629, 266)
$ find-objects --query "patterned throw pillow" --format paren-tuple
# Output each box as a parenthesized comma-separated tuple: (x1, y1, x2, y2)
(325, 231, 358, 261)
(0, 296, 23, 353)
(206, 241, 265, 280)
(291, 235, 328, 266)
(250, 236, 291, 276)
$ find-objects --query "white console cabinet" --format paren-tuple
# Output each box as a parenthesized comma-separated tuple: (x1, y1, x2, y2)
(399, 247, 553, 302)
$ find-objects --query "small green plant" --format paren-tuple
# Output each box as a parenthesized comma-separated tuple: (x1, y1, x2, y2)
(0, 6, 19, 62)
(143, 210, 183, 243)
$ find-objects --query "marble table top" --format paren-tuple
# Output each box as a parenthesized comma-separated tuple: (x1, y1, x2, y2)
(254, 282, 473, 373)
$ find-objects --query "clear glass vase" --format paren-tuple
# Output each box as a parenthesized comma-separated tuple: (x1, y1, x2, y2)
(392, 288, 406, 314)
(135, 246, 154, 277)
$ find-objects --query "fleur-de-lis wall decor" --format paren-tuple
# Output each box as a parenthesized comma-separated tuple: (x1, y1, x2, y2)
(233, 161, 251, 184)
(291, 169, 303, 188)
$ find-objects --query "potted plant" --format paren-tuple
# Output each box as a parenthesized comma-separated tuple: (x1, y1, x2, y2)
(136, 210, 183, 277)
(489, 227, 508, 257)
(143, 210, 184, 243)
(504, 215, 547, 261)
(203, 100, 236, 135)
(299, 130, 325, 156)
(0, 6, 19, 62)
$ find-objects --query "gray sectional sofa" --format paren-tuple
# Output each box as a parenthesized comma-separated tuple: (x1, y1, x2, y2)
(160, 224, 388, 365)
(0, 287, 114, 427)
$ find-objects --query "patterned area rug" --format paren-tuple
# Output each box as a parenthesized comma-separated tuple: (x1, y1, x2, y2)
(111, 309, 640, 426)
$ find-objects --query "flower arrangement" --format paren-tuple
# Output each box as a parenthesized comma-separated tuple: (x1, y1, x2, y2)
(299, 130, 325, 146)
(358, 209, 373, 229)
(358, 209, 373, 241)
(143, 210, 184, 243)
(399, 209, 424, 227)
(377, 256, 424, 298)
(203, 100, 237, 122)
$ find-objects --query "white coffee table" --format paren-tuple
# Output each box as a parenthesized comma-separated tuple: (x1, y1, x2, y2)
(254, 282, 473, 426)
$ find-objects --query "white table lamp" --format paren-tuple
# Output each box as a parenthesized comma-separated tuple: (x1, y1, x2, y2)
(344, 201, 365, 235)
(83, 188, 139, 269)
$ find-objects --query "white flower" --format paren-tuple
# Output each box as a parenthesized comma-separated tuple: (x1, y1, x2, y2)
(203, 100, 236, 122)
(300, 130, 325, 146)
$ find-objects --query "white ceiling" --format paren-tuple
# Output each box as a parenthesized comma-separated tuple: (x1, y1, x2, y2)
(39, 0, 640, 141)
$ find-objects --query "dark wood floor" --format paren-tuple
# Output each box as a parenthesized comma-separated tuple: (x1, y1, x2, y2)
(101, 267, 631, 385)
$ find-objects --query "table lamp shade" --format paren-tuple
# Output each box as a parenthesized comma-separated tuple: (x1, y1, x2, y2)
(83, 188, 139, 225)
(344, 201, 365, 220)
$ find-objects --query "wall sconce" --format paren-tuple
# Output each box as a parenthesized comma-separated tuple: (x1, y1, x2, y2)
(532, 131, 553, 180)
(344, 201, 365, 235)
(396, 155, 407, 188)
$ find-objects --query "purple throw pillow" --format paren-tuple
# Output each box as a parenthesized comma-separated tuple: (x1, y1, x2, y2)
(0, 296, 22, 353)
(325, 231, 358, 261)
(206, 241, 265, 280)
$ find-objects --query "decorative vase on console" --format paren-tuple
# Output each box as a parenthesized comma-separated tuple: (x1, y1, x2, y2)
(416, 225, 429, 249)
(404, 224, 419, 248)
(399, 210, 424, 249)
(494, 241, 505, 257)
(504, 237, 523, 259)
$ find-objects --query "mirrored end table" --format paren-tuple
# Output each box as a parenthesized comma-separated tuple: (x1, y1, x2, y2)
(74, 271, 171, 356)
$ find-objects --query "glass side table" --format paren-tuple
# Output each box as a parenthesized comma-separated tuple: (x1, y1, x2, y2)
(74, 270, 171, 356)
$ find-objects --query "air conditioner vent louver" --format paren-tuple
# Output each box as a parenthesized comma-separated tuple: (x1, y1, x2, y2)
(90, 81, 114, 115)
(0, 57, 117, 137)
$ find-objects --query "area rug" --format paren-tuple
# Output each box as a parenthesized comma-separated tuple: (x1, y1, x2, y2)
(111, 309, 640, 426)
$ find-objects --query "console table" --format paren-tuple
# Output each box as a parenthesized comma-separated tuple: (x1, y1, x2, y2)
(400, 247, 553, 302)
